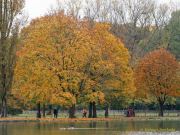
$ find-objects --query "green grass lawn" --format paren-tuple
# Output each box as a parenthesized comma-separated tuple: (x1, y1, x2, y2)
(9, 110, 179, 119)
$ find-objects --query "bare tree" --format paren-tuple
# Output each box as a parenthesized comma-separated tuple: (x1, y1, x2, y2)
(140, 3, 171, 54)
(110, 0, 155, 65)
(66, 0, 82, 19)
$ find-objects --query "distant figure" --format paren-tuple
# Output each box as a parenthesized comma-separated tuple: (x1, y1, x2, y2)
(126, 108, 135, 117)
(127, 108, 130, 117)
(82, 108, 87, 118)
(53, 109, 58, 118)
(132, 109, 135, 117)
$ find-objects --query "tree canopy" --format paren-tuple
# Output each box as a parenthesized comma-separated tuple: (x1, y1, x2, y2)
(12, 12, 134, 117)
(135, 48, 179, 116)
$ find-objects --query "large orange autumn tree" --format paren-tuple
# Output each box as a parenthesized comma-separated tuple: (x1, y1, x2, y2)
(13, 12, 134, 118)
(13, 12, 91, 118)
(135, 48, 179, 116)
(84, 22, 135, 118)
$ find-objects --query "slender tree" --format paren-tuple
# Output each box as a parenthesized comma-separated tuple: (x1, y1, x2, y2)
(0, 0, 24, 117)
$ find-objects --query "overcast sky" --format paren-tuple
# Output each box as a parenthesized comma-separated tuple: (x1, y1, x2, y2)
(25, 0, 179, 20)
(25, 0, 57, 19)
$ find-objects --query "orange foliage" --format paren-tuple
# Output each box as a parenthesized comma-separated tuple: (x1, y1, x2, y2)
(135, 48, 180, 102)
(13, 12, 134, 108)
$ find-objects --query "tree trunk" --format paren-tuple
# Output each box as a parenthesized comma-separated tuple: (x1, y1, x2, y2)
(159, 102, 164, 117)
(69, 104, 76, 118)
(88, 102, 93, 118)
(37, 103, 41, 118)
(4, 98, 7, 117)
(0, 62, 8, 118)
(92, 101, 97, 118)
(105, 105, 109, 118)
(1, 97, 7, 117)
(42, 104, 46, 118)
(1, 99, 4, 117)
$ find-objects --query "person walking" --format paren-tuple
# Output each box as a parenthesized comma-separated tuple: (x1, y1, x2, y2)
(53, 108, 58, 118)
(82, 108, 87, 118)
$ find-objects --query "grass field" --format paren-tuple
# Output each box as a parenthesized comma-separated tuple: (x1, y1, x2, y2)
(0, 110, 178, 122)
(12, 110, 179, 118)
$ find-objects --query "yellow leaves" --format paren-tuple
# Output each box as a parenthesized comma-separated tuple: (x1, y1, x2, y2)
(86, 91, 105, 104)
(13, 13, 89, 107)
(104, 80, 121, 90)
(78, 22, 135, 104)
(51, 92, 76, 108)
(13, 12, 135, 108)
(91, 61, 114, 77)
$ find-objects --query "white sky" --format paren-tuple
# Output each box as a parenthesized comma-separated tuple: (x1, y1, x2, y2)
(25, 0, 180, 20)
(25, 0, 57, 19)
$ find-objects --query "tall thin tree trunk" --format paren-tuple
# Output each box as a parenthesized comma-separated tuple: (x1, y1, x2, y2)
(37, 103, 41, 118)
(42, 104, 46, 118)
(1, 60, 8, 118)
(92, 101, 97, 118)
(0, 100, 2, 116)
(3, 97, 7, 117)
(1, 96, 7, 118)
(1, 99, 4, 117)
(105, 105, 109, 118)
(88, 102, 93, 118)
(159, 102, 164, 117)
(69, 104, 76, 118)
